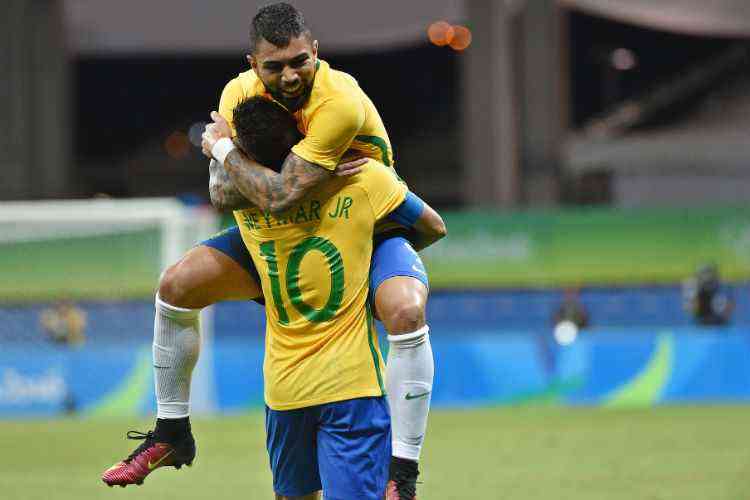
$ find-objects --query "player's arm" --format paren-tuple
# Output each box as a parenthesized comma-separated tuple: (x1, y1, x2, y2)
(223, 148, 331, 214)
(204, 94, 365, 215)
(203, 116, 339, 215)
(412, 199, 448, 251)
(207, 81, 362, 211)
(209, 153, 363, 212)
(206, 78, 257, 211)
(388, 191, 447, 251)
(207, 159, 255, 211)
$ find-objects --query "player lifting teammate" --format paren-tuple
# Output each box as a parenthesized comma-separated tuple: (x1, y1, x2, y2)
(235, 96, 442, 499)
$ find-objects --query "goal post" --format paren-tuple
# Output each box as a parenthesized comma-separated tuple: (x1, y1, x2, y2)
(0, 197, 219, 301)
(0, 197, 221, 416)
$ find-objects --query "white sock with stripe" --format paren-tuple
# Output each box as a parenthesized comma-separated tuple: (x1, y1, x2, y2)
(153, 295, 201, 419)
(386, 325, 434, 461)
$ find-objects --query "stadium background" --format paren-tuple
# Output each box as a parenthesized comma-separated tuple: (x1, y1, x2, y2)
(2, 1, 750, 498)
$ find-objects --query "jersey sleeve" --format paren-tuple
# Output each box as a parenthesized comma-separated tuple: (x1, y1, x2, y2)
(364, 162, 408, 221)
(291, 94, 365, 171)
(387, 192, 425, 228)
(218, 78, 245, 135)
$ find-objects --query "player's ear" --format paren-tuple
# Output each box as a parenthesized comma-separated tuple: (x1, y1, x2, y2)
(311, 40, 319, 59)
(247, 54, 256, 70)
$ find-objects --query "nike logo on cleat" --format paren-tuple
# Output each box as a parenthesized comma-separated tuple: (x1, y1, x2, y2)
(147, 450, 173, 470)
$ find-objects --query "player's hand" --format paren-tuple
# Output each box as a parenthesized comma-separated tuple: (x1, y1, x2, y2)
(335, 157, 367, 177)
(201, 111, 233, 158)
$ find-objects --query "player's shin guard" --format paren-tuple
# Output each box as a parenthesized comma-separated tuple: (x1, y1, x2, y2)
(386, 325, 434, 461)
(153, 295, 200, 420)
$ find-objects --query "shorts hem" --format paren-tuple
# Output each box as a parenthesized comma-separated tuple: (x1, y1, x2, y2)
(266, 390, 385, 411)
(371, 271, 430, 295)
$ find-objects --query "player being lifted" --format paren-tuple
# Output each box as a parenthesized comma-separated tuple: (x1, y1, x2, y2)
(102, 4, 441, 499)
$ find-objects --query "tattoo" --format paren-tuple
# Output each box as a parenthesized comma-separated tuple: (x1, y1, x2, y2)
(224, 150, 331, 215)
(208, 159, 254, 211)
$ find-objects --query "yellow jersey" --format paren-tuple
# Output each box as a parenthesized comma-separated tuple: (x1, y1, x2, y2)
(218, 59, 394, 169)
(234, 160, 407, 410)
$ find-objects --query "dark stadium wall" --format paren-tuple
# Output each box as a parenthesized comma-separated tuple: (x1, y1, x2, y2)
(73, 46, 462, 205)
(567, 11, 734, 127)
(65, 0, 465, 54)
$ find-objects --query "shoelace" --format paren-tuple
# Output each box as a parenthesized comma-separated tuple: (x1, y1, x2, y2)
(124, 430, 156, 462)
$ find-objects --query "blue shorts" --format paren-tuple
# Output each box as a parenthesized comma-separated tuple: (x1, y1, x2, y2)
(265, 396, 392, 499)
(200, 226, 261, 284)
(201, 227, 429, 298)
(200, 226, 263, 304)
(370, 234, 429, 300)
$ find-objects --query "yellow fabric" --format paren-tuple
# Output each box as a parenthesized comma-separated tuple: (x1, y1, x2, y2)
(233, 160, 407, 410)
(218, 59, 394, 169)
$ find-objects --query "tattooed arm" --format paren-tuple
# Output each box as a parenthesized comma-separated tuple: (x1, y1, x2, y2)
(202, 110, 365, 215)
(223, 149, 331, 215)
(207, 159, 254, 211)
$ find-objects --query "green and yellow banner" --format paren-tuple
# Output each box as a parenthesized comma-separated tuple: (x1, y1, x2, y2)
(423, 205, 750, 288)
(3, 205, 748, 301)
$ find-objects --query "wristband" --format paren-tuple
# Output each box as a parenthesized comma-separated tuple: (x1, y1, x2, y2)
(211, 137, 236, 165)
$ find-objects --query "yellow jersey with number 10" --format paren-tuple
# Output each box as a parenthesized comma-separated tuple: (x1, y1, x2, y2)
(234, 160, 406, 410)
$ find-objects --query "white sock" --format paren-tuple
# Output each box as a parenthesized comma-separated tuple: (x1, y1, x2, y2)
(153, 295, 201, 419)
(386, 325, 434, 461)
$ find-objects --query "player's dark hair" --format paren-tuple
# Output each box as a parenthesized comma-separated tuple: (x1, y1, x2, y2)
(233, 96, 302, 172)
(249, 3, 311, 53)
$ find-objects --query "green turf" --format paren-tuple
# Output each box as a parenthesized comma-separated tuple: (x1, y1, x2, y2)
(1, 406, 749, 499)
(0, 230, 160, 301)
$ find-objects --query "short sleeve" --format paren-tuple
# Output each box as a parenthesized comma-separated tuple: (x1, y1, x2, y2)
(291, 95, 365, 171)
(218, 78, 245, 135)
(364, 162, 408, 221)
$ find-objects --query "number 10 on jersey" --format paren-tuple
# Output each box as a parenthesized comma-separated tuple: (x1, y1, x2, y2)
(259, 237, 345, 325)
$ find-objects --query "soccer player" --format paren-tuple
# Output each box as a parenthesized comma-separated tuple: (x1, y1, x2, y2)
(102, 5, 438, 498)
(240, 96, 442, 499)
(207, 6, 437, 497)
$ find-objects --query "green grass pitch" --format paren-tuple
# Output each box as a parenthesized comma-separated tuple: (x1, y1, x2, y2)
(2, 406, 749, 500)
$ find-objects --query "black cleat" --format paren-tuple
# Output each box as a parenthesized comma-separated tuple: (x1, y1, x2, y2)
(386, 456, 420, 500)
(101, 419, 195, 487)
